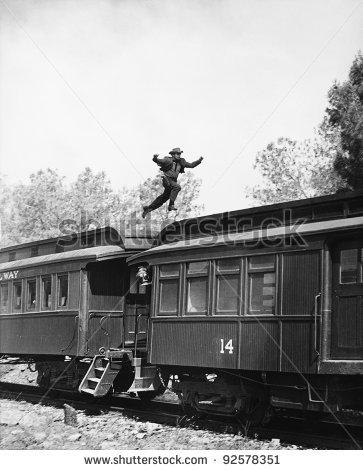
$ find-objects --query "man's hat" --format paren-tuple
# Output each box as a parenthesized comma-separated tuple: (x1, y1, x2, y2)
(169, 147, 183, 155)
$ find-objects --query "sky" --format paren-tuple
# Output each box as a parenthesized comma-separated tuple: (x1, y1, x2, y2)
(0, 0, 362, 214)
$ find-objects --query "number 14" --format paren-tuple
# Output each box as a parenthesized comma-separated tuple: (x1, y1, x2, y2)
(220, 339, 234, 354)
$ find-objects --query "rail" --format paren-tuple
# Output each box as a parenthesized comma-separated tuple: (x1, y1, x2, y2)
(1, 381, 362, 449)
(119, 306, 149, 356)
(133, 306, 149, 357)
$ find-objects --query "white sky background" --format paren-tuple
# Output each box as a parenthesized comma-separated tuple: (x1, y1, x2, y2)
(0, 0, 362, 214)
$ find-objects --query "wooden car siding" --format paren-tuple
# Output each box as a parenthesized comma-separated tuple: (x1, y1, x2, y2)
(148, 247, 323, 373)
(0, 311, 78, 356)
(280, 250, 321, 316)
(280, 320, 316, 372)
(85, 313, 123, 355)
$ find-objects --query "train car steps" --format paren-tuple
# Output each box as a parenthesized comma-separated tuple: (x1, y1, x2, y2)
(128, 357, 162, 393)
(79, 354, 125, 397)
(79, 354, 161, 397)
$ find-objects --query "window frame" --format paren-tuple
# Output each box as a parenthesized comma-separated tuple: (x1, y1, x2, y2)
(246, 254, 277, 316)
(185, 260, 210, 316)
(41, 275, 53, 311)
(26, 278, 38, 312)
(57, 273, 69, 309)
(154, 252, 282, 319)
(213, 257, 242, 316)
(157, 263, 181, 316)
(12, 280, 23, 313)
(339, 248, 363, 285)
(0, 282, 9, 314)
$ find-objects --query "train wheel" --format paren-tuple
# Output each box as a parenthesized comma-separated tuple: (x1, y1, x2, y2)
(35, 362, 51, 389)
(179, 391, 205, 419)
(238, 388, 271, 427)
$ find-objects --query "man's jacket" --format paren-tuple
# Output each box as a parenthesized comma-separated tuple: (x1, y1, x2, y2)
(153, 155, 202, 180)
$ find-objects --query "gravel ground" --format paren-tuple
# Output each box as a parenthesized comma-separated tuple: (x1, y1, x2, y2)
(0, 364, 299, 450)
(0, 364, 38, 385)
(0, 398, 299, 450)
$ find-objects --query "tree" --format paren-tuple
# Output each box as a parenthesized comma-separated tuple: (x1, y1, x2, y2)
(66, 167, 122, 231)
(0, 167, 204, 247)
(246, 53, 363, 205)
(5, 169, 67, 245)
(245, 132, 342, 205)
(326, 52, 363, 190)
(0, 176, 14, 247)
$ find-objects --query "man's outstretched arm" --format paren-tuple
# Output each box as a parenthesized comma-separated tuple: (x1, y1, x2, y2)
(152, 153, 163, 164)
(183, 156, 204, 168)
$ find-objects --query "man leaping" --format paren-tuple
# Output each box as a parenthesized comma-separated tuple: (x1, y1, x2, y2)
(142, 147, 203, 218)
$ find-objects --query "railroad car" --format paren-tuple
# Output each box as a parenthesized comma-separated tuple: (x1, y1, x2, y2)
(0, 227, 163, 398)
(1, 191, 363, 424)
(128, 190, 363, 422)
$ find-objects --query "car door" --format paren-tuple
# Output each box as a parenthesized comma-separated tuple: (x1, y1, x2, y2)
(331, 240, 363, 359)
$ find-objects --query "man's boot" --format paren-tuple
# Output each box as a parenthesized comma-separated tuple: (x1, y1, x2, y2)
(168, 204, 177, 212)
(142, 206, 150, 218)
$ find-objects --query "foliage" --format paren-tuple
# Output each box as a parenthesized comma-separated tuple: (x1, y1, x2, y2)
(0, 176, 14, 247)
(0, 167, 203, 248)
(5, 169, 67, 244)
(326, 52, 363, 190)
(65, 167, 123, 230)
(245, 129, 343, 204)
(247, 52, 363, 205)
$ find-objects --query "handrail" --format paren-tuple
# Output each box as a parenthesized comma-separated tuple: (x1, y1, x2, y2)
(122, 309, 126, 350)
(314, 293, 322, 359)
(133, 307, 148, 358)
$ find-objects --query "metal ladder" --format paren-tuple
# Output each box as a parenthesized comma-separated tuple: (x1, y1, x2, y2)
(78, 350, 131, 397)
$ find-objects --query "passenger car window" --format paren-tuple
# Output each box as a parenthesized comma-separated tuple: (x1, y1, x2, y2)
(57, 274, 68, 308)
(26, 279, 37, 311)
(158, 264, 180, 315)
(216, 258, 240, 272)
(217, 276, 239, 312)
(248, 255, 276, 314)
(186, 261, 209, 315)
(159, 279, 178, 313)
(13, 282, 22, 312)
(41, 276, 52, 309)
(0, 283, 9, 314)
(187, 261, 208, 274)
(215, 258, 241, 315)
(340, 249, 359, 284)
(187, 278, 207, 313)
(159, 264, 180, 277)
(249, 255, 275, 270)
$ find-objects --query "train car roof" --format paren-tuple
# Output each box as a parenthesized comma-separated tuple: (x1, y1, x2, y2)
(157, 189, 363, 244)
(0, 226, 156, 264)
(0, 245, 126, 273)
(128, 214, 363, 264)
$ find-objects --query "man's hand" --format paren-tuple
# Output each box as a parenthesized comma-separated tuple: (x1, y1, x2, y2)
(152, 154, 159, 162)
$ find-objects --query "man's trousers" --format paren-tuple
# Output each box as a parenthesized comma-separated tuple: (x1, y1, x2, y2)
(146, 176, 181, 212)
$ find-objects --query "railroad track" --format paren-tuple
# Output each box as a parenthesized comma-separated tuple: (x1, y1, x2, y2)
(1, 381, 362, 450)
(0, 381, 182, 425)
